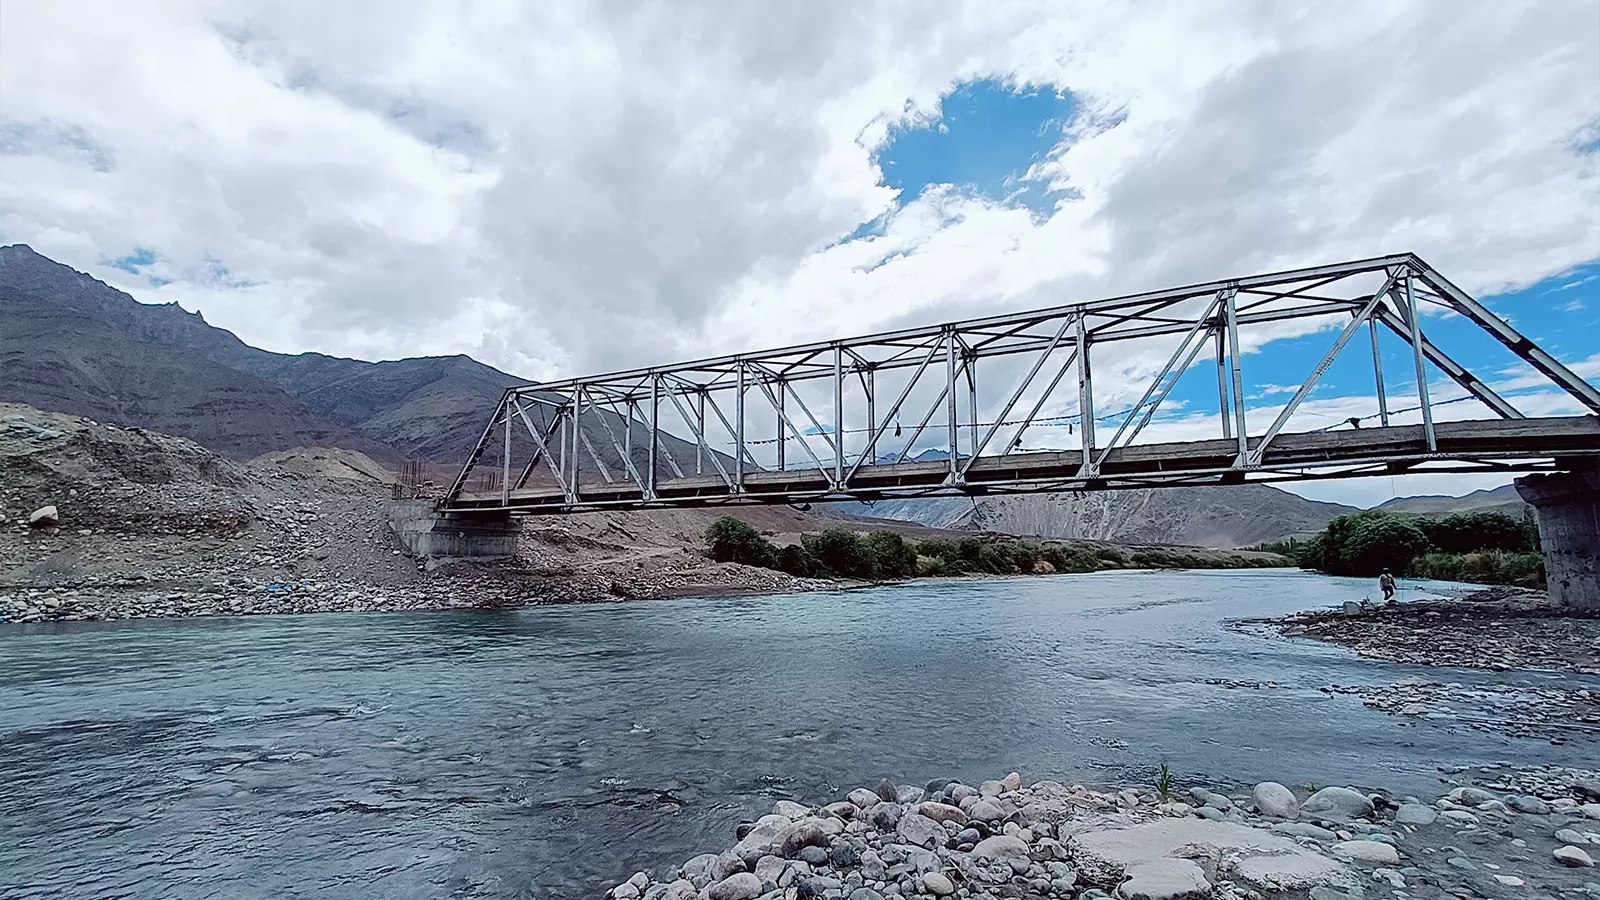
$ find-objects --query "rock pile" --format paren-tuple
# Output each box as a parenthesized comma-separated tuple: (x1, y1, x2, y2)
(607, 770, 1600, 900)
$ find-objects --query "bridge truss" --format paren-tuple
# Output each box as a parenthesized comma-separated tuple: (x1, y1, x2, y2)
(444, 253, 1600, 513)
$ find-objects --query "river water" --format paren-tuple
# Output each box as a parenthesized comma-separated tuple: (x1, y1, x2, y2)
(2, 569, 1590, 898)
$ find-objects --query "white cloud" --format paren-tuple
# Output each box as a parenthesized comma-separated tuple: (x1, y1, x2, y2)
(2, 0, 1596, 507)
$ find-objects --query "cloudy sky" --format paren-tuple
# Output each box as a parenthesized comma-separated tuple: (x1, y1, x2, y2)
(2, 0, 1597, 505)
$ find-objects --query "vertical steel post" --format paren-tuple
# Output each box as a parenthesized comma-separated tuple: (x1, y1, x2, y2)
(834, 345, 844, 486)
(570, 389, 582, 498)
(1225, 291, 1248, 459)
(1404, 271, 1436, 450)
(648, 375, 660, 496)
(945, 330, 959, 479)
(966, 356, 978, 460)
(777, 378, 786, 472)
(1076, 315, 1095, 458)
(735, 362, 745, 491)
(557, 408, 568, 483)
(623, 399, 633, 483)
(865, 368, 876, 467)
(1214, 326, 1233, 441)
(695, 391, 704, 475)
(501, 398, 511, 506)
(1369, 317, 1390, 427)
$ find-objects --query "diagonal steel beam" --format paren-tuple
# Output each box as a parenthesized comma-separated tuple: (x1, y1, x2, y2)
(1248, 269, 1401, 466)
(1411, 259, 1600, 414)
(666, 387, 733, 487)
(753, 376, 833, 484)
(1375, 301, 1522, 420)
(962, 312, 1076, 475)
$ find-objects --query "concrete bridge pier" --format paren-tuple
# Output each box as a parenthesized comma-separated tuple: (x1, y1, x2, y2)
(386, 500, 521, 562)
(1515, 470, 1600, 610)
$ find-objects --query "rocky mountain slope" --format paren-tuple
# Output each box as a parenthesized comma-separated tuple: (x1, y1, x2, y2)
(0, 244, 707, 467)
(1373, 483, 1529, 518)
(0, 296, 389, 459)
(853, 485, 1358, 548)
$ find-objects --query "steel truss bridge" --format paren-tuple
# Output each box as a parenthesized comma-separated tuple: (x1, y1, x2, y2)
(444, 253, 1600, 514)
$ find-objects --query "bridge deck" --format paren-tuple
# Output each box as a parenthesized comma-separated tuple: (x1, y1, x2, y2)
(446, 416, 1600, 513)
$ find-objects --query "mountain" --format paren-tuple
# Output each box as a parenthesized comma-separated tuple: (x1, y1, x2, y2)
(851, 485, 1359, 548)
(0, 244, 710, 469)
(0, 295, 389, 459)
(1373, 483, 1529, 518)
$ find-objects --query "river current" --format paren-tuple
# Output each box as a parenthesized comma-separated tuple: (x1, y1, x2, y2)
(2, 569, 1590, 898)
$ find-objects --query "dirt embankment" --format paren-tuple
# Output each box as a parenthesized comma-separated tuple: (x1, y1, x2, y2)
(0, 403, 824, 624)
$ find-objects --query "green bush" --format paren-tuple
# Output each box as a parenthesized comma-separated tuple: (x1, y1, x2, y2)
(915, 555, 949, 577)
(976, 543, 1019, 574)
(1337, 515, 1433, 576)
(1094, 546, 1128, 565)
(1410, 550, 1543, 586)
(802, 528, 875, 579)
(1417, 511, 1534, 554)
(776, 543, 819, 577)
(863, 531, 919, 579)
(704, 516, 777, 567)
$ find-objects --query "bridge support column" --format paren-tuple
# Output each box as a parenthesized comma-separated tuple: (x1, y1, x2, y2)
(386, 500, 521, 562)
(1515, 471, 1600, 610)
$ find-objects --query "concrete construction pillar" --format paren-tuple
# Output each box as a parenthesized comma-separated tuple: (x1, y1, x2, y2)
(386, 500, 521, 562)
(1515, 471, 1600, 610)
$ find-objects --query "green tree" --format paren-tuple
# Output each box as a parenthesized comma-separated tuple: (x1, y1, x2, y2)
(1419, 511, 1533, 553)
(1339, 515, 1433, 576)
(776, 543, 819, 577)
(802, 528, 875, 578)
(704, 516, 777, 568)
(863, 531, 918, 579)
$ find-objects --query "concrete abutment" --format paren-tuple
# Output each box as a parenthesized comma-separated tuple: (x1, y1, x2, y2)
(386, 500, 520, 561)
(1515, 471, 1600, 610)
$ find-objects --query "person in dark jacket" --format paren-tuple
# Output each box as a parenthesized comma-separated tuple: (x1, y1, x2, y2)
(1379, 570, 1396, 602)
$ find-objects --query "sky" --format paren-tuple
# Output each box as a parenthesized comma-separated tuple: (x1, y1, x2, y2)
(1, 0, 1597, 508)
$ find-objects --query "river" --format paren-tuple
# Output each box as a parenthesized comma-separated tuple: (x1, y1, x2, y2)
(1, 569, 1589, 898)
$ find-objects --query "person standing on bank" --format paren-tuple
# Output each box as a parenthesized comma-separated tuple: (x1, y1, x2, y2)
(1379, 569, 1396, 603)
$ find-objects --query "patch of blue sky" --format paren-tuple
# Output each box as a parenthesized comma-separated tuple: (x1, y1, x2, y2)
(841, 78, 1077, 248)
(108, 246, 155, 274)
(1137, 259, 1600, 433)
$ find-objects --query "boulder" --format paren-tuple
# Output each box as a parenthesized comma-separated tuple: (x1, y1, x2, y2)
(920, 872, 956, 896)
(1002, 771, 1023, 792)
(972, 835, 1029, 859)
(874, 779, 899, 802)
(1300, 787, 1374, 822)
(1393, 803, 1437, 825)
(1253, 783, 1299, 819)
(1331, 840, 1399, 864)
(848, 788, 881, 809)
(967, 798, 1006, 822)
(1118, 858, 1211, 900)
(895, 813, 945, 848)
(707, 872, 762, 900)
(774, 800, 810, 819)
(867, 801, 902, 830)
(1072, 818, 1344, 891)
(1554, 845, 1595, 868)
(1506, 795, 1549, 815)
(28, 505, 58, 528)
(778, 821, 827, 858)
(917, 802, 967, 825)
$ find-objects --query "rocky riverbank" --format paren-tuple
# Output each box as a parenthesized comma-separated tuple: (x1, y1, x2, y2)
(1234, 586, 1600, 675)
(609, 768, 1600, 900)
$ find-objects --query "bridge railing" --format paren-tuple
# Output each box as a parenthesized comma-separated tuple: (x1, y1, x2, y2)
(444, 253, 1600, 512)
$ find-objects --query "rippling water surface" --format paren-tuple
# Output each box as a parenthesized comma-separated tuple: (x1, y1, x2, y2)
(2, 569, 1590, 898)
